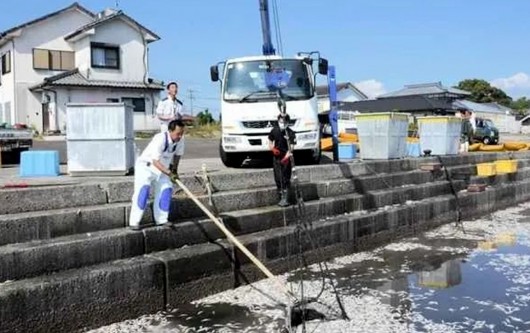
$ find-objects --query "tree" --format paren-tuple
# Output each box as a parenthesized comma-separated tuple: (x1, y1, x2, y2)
(196, 109, 215, 125)
(511, 97, 530, 111)
(456, 79, 512, 106)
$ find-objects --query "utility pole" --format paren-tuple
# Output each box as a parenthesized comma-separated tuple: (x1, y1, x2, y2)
(188, 89, 195, 116)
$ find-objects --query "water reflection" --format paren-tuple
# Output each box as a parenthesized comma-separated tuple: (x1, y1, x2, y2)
(418, 259, 462, 289)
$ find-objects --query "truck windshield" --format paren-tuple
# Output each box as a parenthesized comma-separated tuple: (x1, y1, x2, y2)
(223, 59, 312, 102)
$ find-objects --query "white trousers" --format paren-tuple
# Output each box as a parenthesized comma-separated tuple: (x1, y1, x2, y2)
(129, 162, 174, 227)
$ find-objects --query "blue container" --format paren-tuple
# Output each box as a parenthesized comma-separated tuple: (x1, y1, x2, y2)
(338, 143, 357, 161)
(20, 150, 60, 177)
(407, 142, 421, 157)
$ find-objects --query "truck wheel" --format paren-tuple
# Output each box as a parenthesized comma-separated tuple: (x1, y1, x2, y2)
(483, 137, 491, 145)
(297, 148, 321, 165)
(219, 142, 245, 168)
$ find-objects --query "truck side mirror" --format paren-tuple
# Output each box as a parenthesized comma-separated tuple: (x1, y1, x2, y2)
(210, 65, 219, 82)
(318, 58, 329, 75)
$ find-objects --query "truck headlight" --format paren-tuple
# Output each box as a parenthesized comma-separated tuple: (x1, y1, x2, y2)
(297, 132, 318, 141)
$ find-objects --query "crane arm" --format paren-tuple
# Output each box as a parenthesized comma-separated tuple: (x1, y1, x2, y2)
(259, 0, 276, 55)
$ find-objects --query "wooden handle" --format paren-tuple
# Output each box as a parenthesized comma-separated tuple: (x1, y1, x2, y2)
(173, 179, 294, 300)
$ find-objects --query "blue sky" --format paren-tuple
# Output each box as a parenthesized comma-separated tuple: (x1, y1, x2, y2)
(2, 0, 530, 118)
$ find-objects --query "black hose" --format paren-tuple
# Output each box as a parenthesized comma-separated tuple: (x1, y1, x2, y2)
(436, 155, 465, 233)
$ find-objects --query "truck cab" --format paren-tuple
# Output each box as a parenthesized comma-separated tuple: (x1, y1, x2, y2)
(474, 117, 499, 145)
(211, 55, 325, 167)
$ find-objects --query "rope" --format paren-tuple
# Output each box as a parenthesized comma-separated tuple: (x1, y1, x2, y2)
(436, 155, 466, 233)
(282, 121, 350, 328)
(193, 166, 294, 307)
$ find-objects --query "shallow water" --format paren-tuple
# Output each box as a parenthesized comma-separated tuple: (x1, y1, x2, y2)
(88, 203, 530, 333)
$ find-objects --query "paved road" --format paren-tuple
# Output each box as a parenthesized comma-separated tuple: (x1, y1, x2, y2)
(31, 137, 220, 164)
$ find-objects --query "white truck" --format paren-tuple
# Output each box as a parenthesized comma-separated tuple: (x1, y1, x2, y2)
(209, 0, 328, 167)
(0, 125, 33, 160)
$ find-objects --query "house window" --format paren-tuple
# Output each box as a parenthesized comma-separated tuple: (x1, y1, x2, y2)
(91, 43, 120, 69)
(122, 98, 145, 112)
(1, 51, 11, 74)
(33, 49, 74, 71)
(106, 98, 120, 103)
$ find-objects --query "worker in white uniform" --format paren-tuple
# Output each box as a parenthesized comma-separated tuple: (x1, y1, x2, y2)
(157, 81, 183, 132)
(129, 119, 185, 231)
(156, 81, 184, 173)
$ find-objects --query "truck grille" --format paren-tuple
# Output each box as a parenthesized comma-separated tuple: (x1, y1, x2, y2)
(242, 119, 296, 129)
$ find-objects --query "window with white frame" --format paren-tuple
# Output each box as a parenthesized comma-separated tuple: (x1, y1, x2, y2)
(91, 43, 120, 69)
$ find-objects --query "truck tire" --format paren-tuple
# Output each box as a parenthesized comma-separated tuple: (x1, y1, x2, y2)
(483, 137, 491, 145)
(219, 141, 245, 168)
(297, 147, 321, 165)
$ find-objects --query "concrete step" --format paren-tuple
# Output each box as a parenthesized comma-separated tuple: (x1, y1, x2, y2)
(2, 152, 515, 216)
(0, 162, 370, 215)
(0, 203, 129, 246)
(0, 180, 463, 283)
(0, 168, 447, 246)
(3, 174, 530, 333)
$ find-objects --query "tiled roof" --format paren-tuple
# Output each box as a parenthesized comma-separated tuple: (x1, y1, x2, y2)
(315, 82, 369, 100)
(340, 95, 455, 113)
(453, 100, 511, 114)
(0, 3, 95, 42)
(30, 69, 164, 91)
(379, 82, 471, 98)
(64, 10, 160, 42)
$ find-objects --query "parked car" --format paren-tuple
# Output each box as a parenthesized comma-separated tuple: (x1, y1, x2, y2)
(474, 118, 499, 145)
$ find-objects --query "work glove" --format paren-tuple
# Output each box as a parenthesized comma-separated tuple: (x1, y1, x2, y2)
(169, 172, 180, 184)
(271, 147, 281, 156)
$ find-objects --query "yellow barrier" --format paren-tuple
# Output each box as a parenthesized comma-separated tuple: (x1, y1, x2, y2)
(477, 163, 496, 177)
(495, 160, 518, 174)
(479, 144, 505, 152)
(504, 142, 527, 151)
(321, 137, 333, 151)
(338, 132, 358, 142)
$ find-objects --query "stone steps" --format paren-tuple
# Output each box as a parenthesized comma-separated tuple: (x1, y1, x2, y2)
(0, 168, 445, 247)
(0, 180, 462, 283)
(2, 152, 530, 333)
(2, 174, 530, 333)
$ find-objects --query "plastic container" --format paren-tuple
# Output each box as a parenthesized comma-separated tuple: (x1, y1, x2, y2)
(494, 160, 517, 174)
(355, 112, 409, 159)
(407, 142, 421, 157)
(476, 163, 496, 177)
(20, 150, 60, 177)
(338, 143, 357, 161)
(66, 103, 135, 176)
(417, 116, 461, 156)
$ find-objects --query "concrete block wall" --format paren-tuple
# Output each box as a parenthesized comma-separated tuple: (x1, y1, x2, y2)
(1, 152, 530, 332)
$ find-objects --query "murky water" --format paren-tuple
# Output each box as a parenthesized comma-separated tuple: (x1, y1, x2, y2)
(88, 203, 530, 333)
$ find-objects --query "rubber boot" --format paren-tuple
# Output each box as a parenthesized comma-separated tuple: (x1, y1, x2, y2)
(278, 190, 289, 207)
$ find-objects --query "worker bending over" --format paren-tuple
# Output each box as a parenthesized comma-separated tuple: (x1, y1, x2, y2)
(156, 81, 184, 173)
(269, 113, 296, 207)
(129, 119, 185, 230)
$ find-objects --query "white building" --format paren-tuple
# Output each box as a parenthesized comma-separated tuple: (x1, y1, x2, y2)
(0, 2, 164, 134)
(454, 100, 520, 134)
(315, 82, 368, 114)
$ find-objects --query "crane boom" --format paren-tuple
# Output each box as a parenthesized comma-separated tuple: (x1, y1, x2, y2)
(259, 0, 276, 55)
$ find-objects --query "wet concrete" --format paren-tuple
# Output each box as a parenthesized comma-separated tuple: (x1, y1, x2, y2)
(88, 203, 530, 333)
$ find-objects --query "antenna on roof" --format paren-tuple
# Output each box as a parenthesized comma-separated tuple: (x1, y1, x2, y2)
(115, 0, 120, 9)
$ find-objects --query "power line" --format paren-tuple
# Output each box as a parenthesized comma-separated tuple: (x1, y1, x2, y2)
(187, 89, 195, 116)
